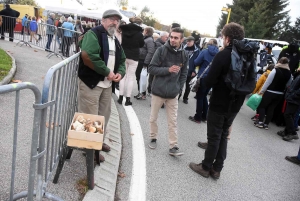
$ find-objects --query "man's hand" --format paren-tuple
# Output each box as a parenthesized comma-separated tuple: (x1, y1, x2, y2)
(107, 71, 115, 81)
(113, 73, 122, 82)
(169, 65, 180, 74)
(191, 72, 196, 77)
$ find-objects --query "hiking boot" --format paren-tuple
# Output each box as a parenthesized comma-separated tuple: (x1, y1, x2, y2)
(169, 146, 184, 156)
(148, 139, 157, 149)
(277, 130, 286, 137)
(285, 156, 300, 165)
(283, 134, 299, 141)
(210, 168, 221, 179)
(189, 163, 209, 178)
(197, 141, 208, 149)
(125, 97, 132, 106)
(183, 99, 188, 104)
(117, 95, 123, 104)
(188, 116, 201, 124)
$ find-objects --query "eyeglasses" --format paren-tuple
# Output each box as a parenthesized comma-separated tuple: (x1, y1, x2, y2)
(108, 17, 120, 23)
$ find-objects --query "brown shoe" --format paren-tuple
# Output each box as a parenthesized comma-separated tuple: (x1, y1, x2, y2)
(102, 143, 111, 152)
(210, 168, 220, 179)
(99, 153, 105, 163)
(189, 162, 209, 178)
(197, 141, 208, 149)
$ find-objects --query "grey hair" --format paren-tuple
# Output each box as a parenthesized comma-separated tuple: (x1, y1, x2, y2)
(160, 31, 169, 37)
(50, 13, 55, 17)
(67, 17, 73, 22)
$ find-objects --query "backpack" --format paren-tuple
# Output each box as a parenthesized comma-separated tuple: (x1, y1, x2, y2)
(224, 39, 259, 95)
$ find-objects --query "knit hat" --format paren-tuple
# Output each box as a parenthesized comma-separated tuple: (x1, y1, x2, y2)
(129, 17, 143, 25)
(102, 9, 122, 20)
(171, 23, 181, 29)
(186, 36, 195, 41)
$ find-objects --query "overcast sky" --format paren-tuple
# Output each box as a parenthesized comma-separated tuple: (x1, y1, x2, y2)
(37, 0, 299, 36)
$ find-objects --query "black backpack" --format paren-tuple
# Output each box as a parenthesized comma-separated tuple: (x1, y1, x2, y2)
(224, 39, 259, 95)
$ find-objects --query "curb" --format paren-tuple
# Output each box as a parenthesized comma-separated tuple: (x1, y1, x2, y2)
(0, 50, 17, 85)
(83, 98, 122, 201)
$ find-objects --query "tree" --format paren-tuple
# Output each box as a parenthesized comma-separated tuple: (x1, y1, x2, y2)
(138, 6, 157, 27)
(216, 0, 290, 39)
(278, 16, 300, 42)
(16, 0, 37, 6)
(117, 0, 129, 7)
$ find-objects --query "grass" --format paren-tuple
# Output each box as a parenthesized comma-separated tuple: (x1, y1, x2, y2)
(0, 48, 12, 81)
(76, 177, 89, 200)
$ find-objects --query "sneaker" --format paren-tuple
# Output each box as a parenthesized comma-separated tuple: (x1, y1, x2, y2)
(189, 163, 209, 178)
(169, 146, 184, 156)
(283, 134, 299, 141)
(263, 124, 269, 130)
(251, 114, 259, 121)
(188, 116, 201, 124)
(134, 93, 140, 99)
(148, 139, 157, 149)
(285, 156, 300, 165)
(136, 93, 146, 100)
(183, 99, 188, 104)
(210, 168, 221, 179)
(255, 122, 264, 128)
(277, 130, 286, 137)
(197, 141, 208, 149)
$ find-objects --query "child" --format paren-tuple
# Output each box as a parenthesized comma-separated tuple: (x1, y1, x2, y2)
(29, 16, 38, 43)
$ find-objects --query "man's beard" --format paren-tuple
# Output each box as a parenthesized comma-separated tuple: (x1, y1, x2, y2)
(107, 26, 116, 36)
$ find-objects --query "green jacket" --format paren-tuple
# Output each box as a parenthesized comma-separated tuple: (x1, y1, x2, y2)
(79, 30, 126, 79)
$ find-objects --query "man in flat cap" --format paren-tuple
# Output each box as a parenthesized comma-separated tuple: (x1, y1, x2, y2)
(78, 9, 126, 162)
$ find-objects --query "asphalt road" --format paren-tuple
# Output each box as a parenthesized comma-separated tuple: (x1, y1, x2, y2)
(115, 85, 300, 201)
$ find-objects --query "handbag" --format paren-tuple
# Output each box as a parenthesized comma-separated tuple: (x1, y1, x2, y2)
(246, 94, 262, 111)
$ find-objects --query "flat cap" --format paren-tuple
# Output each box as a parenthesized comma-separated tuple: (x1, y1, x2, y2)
(186, 36, 195, 41)
(102, 9, 122, 19)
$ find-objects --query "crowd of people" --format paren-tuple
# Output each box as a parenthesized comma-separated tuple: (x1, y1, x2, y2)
(1, 5, 299, 177)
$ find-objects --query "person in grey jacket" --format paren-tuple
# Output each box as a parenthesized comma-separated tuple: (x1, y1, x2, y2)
(148, 27, 188, 156)
(45, 13, 56, 52)
(135, 26, 155, 100)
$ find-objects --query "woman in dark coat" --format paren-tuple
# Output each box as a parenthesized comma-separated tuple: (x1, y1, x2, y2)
(117, 17, 145, 106)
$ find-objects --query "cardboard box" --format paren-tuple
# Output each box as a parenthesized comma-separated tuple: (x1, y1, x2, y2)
(67, 112, 104, 150)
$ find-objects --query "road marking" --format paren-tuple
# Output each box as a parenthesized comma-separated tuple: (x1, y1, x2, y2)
(115, 90, 146, 201)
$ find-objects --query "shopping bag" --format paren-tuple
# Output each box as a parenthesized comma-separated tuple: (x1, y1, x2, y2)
(246, 94, 262, 111)
(189, 76, 197, 90)
(139, 68, 147, 93)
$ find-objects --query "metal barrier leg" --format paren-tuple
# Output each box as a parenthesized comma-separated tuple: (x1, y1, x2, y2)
(52, 144, 69, 184)
(85, 149, 95, 190)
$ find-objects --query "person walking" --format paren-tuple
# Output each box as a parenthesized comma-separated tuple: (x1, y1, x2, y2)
(188, 38, 219, 123)
(61, 17, 74, 57)
(45, 13, 56, 52)
(148, 27, 188, 156)
(117, 17, 144, 106)
(189, 23, 247, 179)
(78, 9, 126, 162)
(285, 146, 300, 166)
(21, 14, 28, 35)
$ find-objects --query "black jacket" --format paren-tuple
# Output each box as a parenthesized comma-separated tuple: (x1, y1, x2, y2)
(285, 75, 300, 105)
(279, 44, 300, 73)
(204, 45, 246, 113)
(120, 23, 144, 61)
(0, 6, 20, 29)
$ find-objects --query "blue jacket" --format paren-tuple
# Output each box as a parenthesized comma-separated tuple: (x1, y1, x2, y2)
(22, 16, 27, 26)
(184, 45, 200, 76)
(62, 22, 74, 37)
(29, 20, 38, 32)
(194, 45, 219, 77)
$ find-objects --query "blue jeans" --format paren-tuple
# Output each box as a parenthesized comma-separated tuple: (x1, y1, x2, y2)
(46, 34, 53, 50)
(194, 79, 211, 121)
(294, 107, 300, 129)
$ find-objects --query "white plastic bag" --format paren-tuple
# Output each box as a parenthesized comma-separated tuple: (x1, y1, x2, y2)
(140, 68, 148, 93)
(189, 76, 197, 90)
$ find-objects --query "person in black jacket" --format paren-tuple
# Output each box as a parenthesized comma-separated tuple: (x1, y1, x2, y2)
(117, 17, 144, 105)
(0, 4, 20, 42)
(277, 72, 300, 141)
(189, 23, 246, 179)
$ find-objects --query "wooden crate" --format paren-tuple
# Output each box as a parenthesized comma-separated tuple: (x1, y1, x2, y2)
(67, 112, 104, 150)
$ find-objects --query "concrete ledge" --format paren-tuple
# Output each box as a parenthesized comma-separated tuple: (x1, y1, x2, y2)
(83, 98, 122, 201)
(0, 50, 17, 85)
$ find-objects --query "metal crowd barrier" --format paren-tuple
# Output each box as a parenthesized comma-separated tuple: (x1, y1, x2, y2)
(0, 15, 82, 60)
(0, 53, 80, 201)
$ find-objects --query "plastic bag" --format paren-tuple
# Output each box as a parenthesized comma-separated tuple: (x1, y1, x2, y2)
(246, 94, 262, 111)
(189, 76, 197, 90)
(139, 68, 147, 93)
